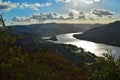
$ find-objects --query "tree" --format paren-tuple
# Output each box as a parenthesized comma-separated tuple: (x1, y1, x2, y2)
(0, 15, 6, 27)
(87, 50, 120, 80)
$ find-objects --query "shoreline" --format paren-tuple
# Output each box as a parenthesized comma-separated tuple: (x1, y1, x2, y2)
(73, 34, 120, 48)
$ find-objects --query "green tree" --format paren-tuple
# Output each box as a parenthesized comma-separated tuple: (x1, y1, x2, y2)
(0, 29, 86, 80)
(87, 50, 120, 80)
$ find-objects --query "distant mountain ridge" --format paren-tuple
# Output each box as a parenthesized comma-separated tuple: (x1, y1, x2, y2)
(10, 23, 102, 38)
(74, 21, 120, 47)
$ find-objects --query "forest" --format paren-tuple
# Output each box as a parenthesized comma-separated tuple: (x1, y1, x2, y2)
(0, 26, 120, 80)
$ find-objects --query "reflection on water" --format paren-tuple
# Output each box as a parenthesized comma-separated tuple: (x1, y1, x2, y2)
(46, 33, 120, 57)
(67, 41, 97, 52)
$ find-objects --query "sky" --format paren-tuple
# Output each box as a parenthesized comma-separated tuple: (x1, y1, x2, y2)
(0, 0, 120, 25)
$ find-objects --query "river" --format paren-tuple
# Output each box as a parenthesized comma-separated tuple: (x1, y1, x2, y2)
(44, 32, 120, 57)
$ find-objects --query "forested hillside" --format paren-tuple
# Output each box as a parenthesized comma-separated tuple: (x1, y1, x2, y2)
(74, 21, 120, 47)
(0, 28, 87, 80)
(9, 23, 102, 38)
(0, 27, 120, 80)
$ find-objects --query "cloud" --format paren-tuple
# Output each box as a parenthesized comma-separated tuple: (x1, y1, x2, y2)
(32, 12, 65, 20)
(19, 2, 51, 11)
(68, 9, 79, 19)
(67, 9, 86, 19)
(66, 8, 114, 20)
(55, 0, 71, 3)
(67, 12, 74, 19)
(12, 12, 66, 23)
(82, 0, 101, 4)
(0, 0, 19, 11)
(55, 0, 101, 4)
(12, 8, 115, 24)
(91, 8, 114, 17)
(78, 11, 86, 19)
(0, 0, 51, 11)
(69, 9, 79, 14)
(12, 16, 32, 22)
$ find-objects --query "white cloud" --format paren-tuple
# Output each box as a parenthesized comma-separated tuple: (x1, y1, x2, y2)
(55, 0, 101, 4)
(19, 2, 51, 11)
(91, 8, 114, 17)
(0, 0, 19, 11)
(12, 12, 66, 23)
(68, 8, 114, 20)
(32, 12, 65, 20)
(12, 16, 32, 22)
(0, 0, 51, 11)
(69, 9, 79, 14)
(12, 8, 115, 24)
(55, 0, 71, 3)
(67, 9, 87, 19)
(45, 3, 52, 6)
(68, 9, 79, 19)
(67, 12, 74, 19)
(82, 0, 101, 4)
(78, 11, 86, 19)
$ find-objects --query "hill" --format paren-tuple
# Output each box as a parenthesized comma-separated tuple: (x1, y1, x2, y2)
(0, 27, 95, 80)
(0, 23, 119, 80)
(0, 48, 86, 80)
(10, 23, 102, 38)
(74, 21, 120, 47)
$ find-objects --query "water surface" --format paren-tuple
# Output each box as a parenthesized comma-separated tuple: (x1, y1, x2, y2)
(45, 32, 120, 57)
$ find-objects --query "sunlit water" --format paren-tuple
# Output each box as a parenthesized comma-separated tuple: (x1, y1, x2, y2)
(44, 32, 120, 57)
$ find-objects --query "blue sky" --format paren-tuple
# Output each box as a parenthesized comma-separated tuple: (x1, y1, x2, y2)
(0, 0, 120, 25)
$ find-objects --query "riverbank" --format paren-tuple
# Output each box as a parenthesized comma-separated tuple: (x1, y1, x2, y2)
(73, 21, 120, 48)
(43, 33, 120, 57)
(73, 34, 120, 47)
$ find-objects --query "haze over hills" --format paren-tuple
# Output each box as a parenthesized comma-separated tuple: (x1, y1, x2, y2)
(74, 21, 120, 47)
(10, 23, 103, 38)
